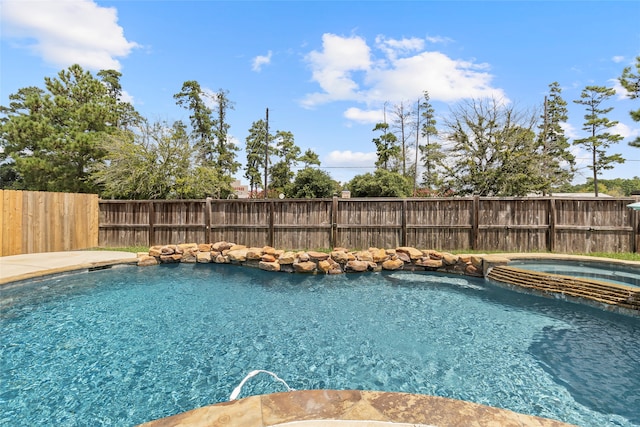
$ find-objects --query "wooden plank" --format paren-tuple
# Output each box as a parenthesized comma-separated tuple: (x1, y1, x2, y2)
(6, 190, 23, 255)
(149, 201, 156, 246)
(471, 196, 479, 250)
(401, 199, 407, 246)
(0, 190, 4, 256)
(549, 198, 556, 252)
(331, 196, 338, 248)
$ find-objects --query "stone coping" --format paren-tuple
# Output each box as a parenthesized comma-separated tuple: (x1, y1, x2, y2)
(138, 389, 575, 427)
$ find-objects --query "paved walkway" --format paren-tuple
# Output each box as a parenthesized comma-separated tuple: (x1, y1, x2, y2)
(0, 250, 138, 285)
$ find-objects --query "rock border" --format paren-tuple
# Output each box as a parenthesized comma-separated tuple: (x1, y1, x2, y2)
(136, 242, 511, 279)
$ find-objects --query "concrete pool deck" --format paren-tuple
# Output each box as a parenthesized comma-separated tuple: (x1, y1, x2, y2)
(0, 250, 138, 285)
(0, 250, 582, 427)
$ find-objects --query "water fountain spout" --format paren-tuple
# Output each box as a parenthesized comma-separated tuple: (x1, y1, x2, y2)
(229, 370, 294, 401)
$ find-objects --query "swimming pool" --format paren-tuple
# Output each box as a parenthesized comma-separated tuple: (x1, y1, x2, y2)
(1, 264, 638, 426)
(508, 259, 640, 288)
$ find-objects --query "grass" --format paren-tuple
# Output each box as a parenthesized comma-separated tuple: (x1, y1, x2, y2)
(91, 246, 150, 254)
(92, 245, 640, 262)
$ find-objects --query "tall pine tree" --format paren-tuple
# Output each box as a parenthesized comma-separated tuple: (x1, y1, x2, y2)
(618, 56, 640, 147)
(418, 90, 442, 191)
(537, 82, 574, 195)
(573, 85, 624, 197)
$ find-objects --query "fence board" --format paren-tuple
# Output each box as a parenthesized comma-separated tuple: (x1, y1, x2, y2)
(98, 196, 640, 253)
(1, 190, 98, 256)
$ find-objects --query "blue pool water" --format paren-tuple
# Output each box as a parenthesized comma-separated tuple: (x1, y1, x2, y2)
(1, 264, 639, 427)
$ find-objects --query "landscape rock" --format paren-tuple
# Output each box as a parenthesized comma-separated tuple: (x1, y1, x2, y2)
(214, 254, 230, 264)
(246, 247, 264, 260)
(442, 253, 459, 266)
(196, 251, 212, 263)
(198, 243, 212, 252)
(137, 255, 159, 267)
(396, 252, 411, 263)
(308, 251, 330, 261)
(278, 251, 296, 264)
(397, 246, 424, 260)
(160, 254, 182, 263)
(354, 251, 373, 262)
(370, 248, 389, 263)
(160, 245, 176, 255)
(212, 241, 233, 252)
(149, 246, 162, 257)
(259, 261, 281, 272)
(227, 249, 248, 262)
(382, 258, 404, 270)
(345, 260, 369, 272)
(416, 258, 443, 269)
(261, 254, 277, 263)
(293, 261, 317, 273)
(330, 251, 350, 264)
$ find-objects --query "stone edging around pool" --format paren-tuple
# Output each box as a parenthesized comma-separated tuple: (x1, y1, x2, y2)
(138, 389, 576, 427)
(136, 243, 491, 277)
(136, 243, 640, 312)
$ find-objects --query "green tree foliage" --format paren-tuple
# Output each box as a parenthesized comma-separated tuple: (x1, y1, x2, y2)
(0, 64, 133, 193)
(244, 121, 309, 196)
(299, 148, 321, 167)
(618, 56, 640, 147)
(286, 167, 338, 198)
(442, 97, 542, 196)
(391, 100, 414, 176)
(561, 176, 640, 197)
(573, 85, 624, 196)
(418, 90, 443, 190)
(244, 119, 267, 194)
(348, 169, 412, 197)
(93, 120, 228, 199)
(211, 89, 240, 176)
(372, 121, 400, 171)
(174, 81, 214, 164)
(174, 83, 239, 186)
(269, 130, 301, 192)
(536, 82, 575, 194)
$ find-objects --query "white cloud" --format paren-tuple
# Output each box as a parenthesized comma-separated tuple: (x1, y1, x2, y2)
(561, 122, 579, 140)
(302, 33, 372, 107)
(426, 35, 453, 45)
(612, 55, 626, 63)
(252, 50, 272, 72)
(325, 150, 377, 167)
(120, 90, 134, 105)
(302, 33, 507, 112)
(375, 35, 424, 61)
(1, 0, 138, 71)
(611, 121, 640, 140)
(343, 107, 383, 124)
(611, 78, 635, 100)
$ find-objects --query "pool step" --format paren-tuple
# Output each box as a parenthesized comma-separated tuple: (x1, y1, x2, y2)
(487, 266, 640, 311)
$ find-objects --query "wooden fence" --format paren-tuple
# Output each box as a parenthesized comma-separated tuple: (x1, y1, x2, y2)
(99, 196, 640, 253)
(1, 190, 99, 256)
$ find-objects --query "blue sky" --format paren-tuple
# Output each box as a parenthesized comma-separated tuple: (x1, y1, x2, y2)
(1, 0, 639, 185)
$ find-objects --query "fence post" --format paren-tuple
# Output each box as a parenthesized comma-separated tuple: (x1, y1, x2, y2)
(471, 196, 479, 250)
(548, 197, 556, 252)
(204, 197, 212, 244)
(331, 196, 338, 249)
(148, 201, 155, 247)
(632, 196, 640, 253)
(268, 201, 275, 247)
(401, 199, 408, 247)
